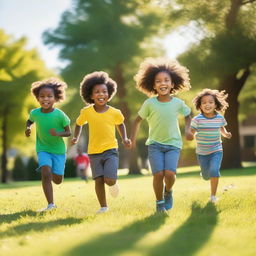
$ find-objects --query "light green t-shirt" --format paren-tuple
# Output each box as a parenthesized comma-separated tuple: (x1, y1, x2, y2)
(138, 97, 191, 149)
(29, 108, 70, 154)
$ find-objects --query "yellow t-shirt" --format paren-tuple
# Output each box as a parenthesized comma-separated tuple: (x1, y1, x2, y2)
(76, 105, 124, 154)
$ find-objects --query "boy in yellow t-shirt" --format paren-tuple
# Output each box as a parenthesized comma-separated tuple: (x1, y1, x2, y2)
(72, 71, 131, 214)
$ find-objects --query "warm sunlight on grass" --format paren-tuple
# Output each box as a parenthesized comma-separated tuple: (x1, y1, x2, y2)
(0, 166, 255, 256)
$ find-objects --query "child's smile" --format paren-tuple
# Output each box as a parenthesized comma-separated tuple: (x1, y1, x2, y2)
(200, 95, 216, 117)
(37, 87, 56, 113)
(154, 71, 173, 96)
(91, 84, 109, 106)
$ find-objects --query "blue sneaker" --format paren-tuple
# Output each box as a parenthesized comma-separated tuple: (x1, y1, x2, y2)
(164, 188, 173, 210)
(156, 200, 166, 212)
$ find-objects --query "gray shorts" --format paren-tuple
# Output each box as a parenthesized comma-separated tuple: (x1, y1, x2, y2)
(89, 149, 119, 180)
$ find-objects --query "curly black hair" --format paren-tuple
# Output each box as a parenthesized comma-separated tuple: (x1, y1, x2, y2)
(134, 57, 191, 96)
(31, 77, 67, 102)
(80, 71, 117, 104)
(193, 88, 229, 112)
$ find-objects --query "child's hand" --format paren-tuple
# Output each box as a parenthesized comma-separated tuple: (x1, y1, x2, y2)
(185, 131, 194, 141)
(49, 128, 59, 136)
(123, 138, 132, 149)
(71, 137, 79, 145)
(25, 128, 31, 137)
(225, 132, 232, 139)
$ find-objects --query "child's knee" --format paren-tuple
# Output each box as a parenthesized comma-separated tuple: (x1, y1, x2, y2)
(41, 166, 51, 179)
(154, 171, 164, 179)
(164, 170, 176, 179)
(104, 177, 116, 186)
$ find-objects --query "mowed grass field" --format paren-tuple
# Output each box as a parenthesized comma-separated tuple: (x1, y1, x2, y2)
(0, 165, 256, 256)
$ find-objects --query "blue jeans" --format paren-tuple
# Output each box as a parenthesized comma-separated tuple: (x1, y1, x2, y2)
(197, 151, 223, 180)
(148, 142, 181, 174)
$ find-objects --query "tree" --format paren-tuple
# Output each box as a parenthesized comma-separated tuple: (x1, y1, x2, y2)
(164, 0, 256, 168)
(43, 0, 163, 174)
(0, 30, 52, 183)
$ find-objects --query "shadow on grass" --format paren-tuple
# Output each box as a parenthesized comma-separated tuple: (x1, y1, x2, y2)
(0, 210, 37, 225)
(0, 217, 83, 239)
(65, 213, 167, 256)
(148, 202, 218, 256)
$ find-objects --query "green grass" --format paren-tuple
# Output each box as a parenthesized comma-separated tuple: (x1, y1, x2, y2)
(0, 166, 256, 256)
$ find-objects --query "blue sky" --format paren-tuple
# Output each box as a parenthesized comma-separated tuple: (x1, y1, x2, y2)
(0, 0, 194, 71)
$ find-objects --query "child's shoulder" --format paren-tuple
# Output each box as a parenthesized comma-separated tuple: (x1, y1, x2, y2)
(80, 105, 93, 113)
(192, 113, 203, 120)
(108, 105, 123, 114)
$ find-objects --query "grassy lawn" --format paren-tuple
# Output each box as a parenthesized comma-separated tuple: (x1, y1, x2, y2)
(0, 165, 256, 256)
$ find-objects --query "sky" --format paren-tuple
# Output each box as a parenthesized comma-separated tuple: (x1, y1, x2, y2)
(0, 0, 195, 71)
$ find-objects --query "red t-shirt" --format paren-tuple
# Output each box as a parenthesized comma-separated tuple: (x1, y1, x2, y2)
(74, 153, 90, 166)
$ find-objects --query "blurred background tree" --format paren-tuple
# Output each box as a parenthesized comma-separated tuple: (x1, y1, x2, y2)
(163, 0, 256, 168)
(43, 0, 164, 174)
(0, 29, 53, 183)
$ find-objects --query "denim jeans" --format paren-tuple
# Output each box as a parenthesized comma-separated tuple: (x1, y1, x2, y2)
(197, 151, 223, 180)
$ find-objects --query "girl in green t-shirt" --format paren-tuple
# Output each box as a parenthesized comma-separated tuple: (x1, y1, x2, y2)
(130, 58, 193, 213)
(25, 78, 71, 212)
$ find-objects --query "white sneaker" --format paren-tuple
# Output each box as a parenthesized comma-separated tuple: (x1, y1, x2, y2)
(109, 183, 119, 198)
(96, 207, 109, 214)
(210, 196, 218, 204)
(37, 203, 57, 212)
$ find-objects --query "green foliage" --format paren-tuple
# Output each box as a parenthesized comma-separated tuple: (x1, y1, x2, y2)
(12, 156, 27, 181)
(0, 29, 54, 154)
(43, 0, 163, 123)
(27, 156, 40, 181)
(65, 158, 77, 178)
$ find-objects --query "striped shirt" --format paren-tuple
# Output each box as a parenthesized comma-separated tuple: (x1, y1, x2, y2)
(191, 113, 227, 155)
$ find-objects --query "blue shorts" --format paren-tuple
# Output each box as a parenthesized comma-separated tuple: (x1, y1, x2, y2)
(37, 151, 66, 176)
(197, 151, 223, 180)
(148, 142, 181, 174)
(89, 149, 119, 180)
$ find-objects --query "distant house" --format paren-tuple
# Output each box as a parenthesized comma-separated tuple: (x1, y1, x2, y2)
(239, 115, 256, 161)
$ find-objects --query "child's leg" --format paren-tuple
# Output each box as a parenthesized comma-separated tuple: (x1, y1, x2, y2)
(95, 176, 107, 207)
(164, 170, 176, 192)
(153, 171, 164, 200)
(41, 165, 54, 204)
(209, 152, 223, 197)
(210, 177, 219, 196)
(52, 173, 63, 184)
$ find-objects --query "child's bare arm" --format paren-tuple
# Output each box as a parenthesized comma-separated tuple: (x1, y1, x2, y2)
(130, 115, 143, 148)
(49, 125, 71, 137)
(25, 120, 34, 137)
(116, 123, 131, 149)
(71, 124, 83, 145)
(221, 127, 232, 139)
(184, 115, 194, 140)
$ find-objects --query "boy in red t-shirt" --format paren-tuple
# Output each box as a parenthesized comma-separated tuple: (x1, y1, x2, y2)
(74, 147, 90, 181)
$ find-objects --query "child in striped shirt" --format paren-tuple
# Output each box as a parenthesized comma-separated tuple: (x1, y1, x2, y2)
(189, 89, 232, 203)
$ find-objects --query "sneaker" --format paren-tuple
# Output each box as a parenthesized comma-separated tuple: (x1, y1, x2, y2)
(109, 183, 119, 198)
(156, 200, 166, 212)
(164, 188, 173, 210)
(37, 203, 57, 212)
(96, 207, 109, 214)
(210, 195, 218, 204)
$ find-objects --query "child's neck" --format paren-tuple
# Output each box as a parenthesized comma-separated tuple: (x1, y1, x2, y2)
(41, 107, 54, 113)
(202, 112, 216, 118)
(157, 94, 172, 102)
(93, 104, 109, 113)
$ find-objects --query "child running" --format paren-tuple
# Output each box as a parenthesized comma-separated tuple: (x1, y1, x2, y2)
(71, 71, 131, 214)
(189, 88, 232, 203)
(25, 78, 71, 212)
(130, 58, 192, 213)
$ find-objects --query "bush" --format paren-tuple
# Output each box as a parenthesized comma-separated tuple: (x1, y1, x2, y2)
(12, 156, 27, 181)
(65, 158, 77, 178)
(27, 156, 41, 181)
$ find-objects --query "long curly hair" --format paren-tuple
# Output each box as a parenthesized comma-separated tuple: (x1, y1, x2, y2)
(134, 57, 191, 96)
(80, 71, 117, 104)
(193, 88, 229, 112)
(31, 77, 67, 102)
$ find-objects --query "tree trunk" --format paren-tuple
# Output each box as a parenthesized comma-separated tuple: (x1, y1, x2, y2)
(113, 63, 141, 174)
(1, 107, 8, 183)
(219, 68, 250, 169)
